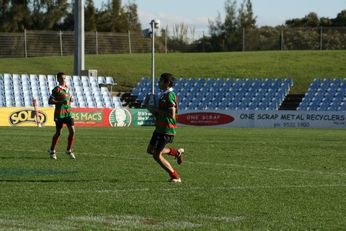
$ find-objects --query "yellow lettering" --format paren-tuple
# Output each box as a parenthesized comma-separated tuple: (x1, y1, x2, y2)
(18, 111, 28, 121)
(10, 113, 19, 124)
(97, 113, 102, 120)
(81, 113, 88, 121)
(38, 112, 45, 123)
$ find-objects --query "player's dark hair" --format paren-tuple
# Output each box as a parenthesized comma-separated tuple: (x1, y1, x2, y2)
(57, 72, 65, 80)
(160, 73, 175, 87)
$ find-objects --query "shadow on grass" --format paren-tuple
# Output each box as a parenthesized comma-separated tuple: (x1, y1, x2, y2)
(0, 156, 48, 160)
(0, 179, 118, 183)
(0, 168, 78, 177)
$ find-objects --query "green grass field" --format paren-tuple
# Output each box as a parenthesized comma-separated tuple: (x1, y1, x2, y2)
(0, 126, 345, 230)
(1, 50, 346, 93)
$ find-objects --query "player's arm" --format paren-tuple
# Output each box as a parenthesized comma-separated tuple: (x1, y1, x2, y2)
(48, 96, 67, 105)
(149, 94, 176, 118)
(143, 94, 158, 116)
(48, 87, 71, 105)
(147, 106, 175, 118)
(48, 89, 67, 105)
(145, 93, 176, 117)
(163, 92, 177, 119)
(168, 106, 176, 119)
(67, 87, 74, 102)
(146, 105, 159, 116)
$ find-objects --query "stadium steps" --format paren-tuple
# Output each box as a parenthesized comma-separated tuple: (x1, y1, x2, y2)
(279, 93, 305, 110)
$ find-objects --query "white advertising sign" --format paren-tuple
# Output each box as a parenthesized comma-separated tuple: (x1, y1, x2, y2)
(178, 110, 346, 128)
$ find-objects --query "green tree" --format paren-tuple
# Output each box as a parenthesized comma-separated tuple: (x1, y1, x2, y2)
(51, 0, 69, 30)
(244, 0, 256, 29)
(96, 0, 128, 32)
(7, 0, 31, 32)
(320, 17, 332, 27)
(304, 12, 319, 27)
(85, 0, 96, 31)
(0, 0, 11, 31)
(208, 13, 225, 51)
(60, 3, 74, 31)
(333, 10, 346, 26)
(111, 0, 121, 32)
(30, 0, 69, 30)
(237, 0, 256, 29)
(208, 0, 257, 51)
(286, 12, 320, 27)
(31, 0, 45, 29)
(209, 12, 224, 37)
(224, 0, 238, 50)
(124, 0, 141, 32)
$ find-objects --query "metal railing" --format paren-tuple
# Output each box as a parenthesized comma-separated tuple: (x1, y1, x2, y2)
(0, 27, 346, 58)
(0, 30, 152, 57)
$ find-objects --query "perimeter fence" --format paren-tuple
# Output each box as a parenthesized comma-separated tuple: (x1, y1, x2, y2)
(0, 27, 345, 57)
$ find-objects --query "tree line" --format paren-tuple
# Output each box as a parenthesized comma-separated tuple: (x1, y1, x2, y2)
(198, 0, 346, 51)
(0, 0, 141, 32)
(1, 0, 346, 52)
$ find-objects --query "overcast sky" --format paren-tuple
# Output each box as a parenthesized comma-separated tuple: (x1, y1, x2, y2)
(94, 0, 345, 30)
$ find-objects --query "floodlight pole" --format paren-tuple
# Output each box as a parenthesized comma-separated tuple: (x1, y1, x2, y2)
(150, 20, 156, 95)
(74, 0, 85, 76)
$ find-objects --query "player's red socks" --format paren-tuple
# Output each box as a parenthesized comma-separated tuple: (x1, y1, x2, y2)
(170, 170, 180, 179)
(169, 148, 178, 156)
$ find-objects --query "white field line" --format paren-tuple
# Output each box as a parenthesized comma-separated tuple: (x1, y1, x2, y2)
(0, 217, 77, 231)
(0, 213, 203, 230)
(2, 147, 346, 177)
(191, 161, 346, 176)
(52, 184, 346, 195)
(191, 215, 245, 222)
(68, 214, 244, 227)
(0, 213, 245, 230)
(56, 188, 151, 194)
(68, 215, 203, 229)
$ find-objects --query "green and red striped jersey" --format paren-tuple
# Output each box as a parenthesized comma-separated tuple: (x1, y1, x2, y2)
(155, 89, 178, 136)
(50, 85, 73, 119)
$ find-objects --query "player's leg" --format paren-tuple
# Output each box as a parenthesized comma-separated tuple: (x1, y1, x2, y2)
(158, 134, 184, 164)
(154, 150, 181, 182)
(162, 147, 185, 165)
(50, 127, 62, 151)
(66, 125, 75, 152)
(66, 117, 76, 159)
(48, 120, 63, 159)
(152, 148, 175, 175)
(150, 132, 181, 182)
(148, 140, 174, 173)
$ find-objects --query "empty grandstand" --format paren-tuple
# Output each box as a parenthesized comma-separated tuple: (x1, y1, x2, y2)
(4, 74, 346, 111)
(297, 78, 346, 111)
(132, 77, 293, 110)
(0, 73, 121, 108)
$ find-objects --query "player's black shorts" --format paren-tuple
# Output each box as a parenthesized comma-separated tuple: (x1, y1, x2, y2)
(149, 131, 174, 151)
(55, 117, 74, 129)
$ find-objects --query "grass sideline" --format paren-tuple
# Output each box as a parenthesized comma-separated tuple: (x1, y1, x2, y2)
(1, 50, 346, 93)
(0, 126, 345, 230)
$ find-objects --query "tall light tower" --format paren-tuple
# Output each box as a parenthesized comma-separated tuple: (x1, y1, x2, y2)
(150, 19, 160, 95)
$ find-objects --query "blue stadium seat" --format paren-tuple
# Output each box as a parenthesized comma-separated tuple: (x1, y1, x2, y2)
(131, 77, 293, 111)
(298, 78, 346, 111)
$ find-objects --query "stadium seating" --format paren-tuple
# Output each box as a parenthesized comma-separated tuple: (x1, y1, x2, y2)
(132, 77, 293, 110)
(297, 78, 346, 111)
(0, 73, 120, 108)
